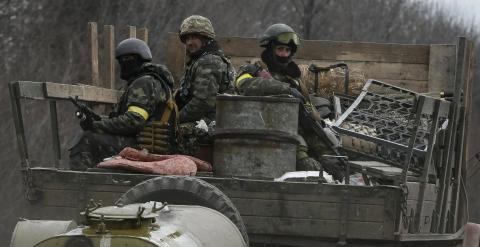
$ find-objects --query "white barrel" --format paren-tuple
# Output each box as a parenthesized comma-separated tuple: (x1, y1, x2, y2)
(10, 220, 77, 247)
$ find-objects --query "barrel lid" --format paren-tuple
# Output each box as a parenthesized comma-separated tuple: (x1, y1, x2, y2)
(217, 94, 300, 103)
(86, 201, 165, 220)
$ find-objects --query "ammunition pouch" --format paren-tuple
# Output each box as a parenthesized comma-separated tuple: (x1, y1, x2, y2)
(137, 98, 179, 154)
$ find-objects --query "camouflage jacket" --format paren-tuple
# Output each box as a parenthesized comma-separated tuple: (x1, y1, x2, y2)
(235, 60, 303, 97)
(177, 51, 234, 123)
(91, 63, 173, 135)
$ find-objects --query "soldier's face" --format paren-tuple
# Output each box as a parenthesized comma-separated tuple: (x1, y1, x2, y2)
(185, 34, 203, 54)
(274, 45, 292, 58)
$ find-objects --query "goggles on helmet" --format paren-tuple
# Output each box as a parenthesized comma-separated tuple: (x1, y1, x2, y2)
(276, 32, 300, 46)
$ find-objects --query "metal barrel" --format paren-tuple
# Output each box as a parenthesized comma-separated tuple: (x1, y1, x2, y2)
(214, 95, 300, 178)
(10, 220, 77, 247)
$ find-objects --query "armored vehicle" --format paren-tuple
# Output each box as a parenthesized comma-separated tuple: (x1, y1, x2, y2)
(9, 26, 474, 246)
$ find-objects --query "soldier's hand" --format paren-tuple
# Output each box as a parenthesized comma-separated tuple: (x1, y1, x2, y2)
(290, 88, 305, 103)
(320, 156, 345, 182)
(80, 117, 94, 131)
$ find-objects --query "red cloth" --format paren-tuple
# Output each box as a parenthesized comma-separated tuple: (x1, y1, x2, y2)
(98, 156, 197, 175)
(96, 147, 212, 175)
(118, 147, 212, 171)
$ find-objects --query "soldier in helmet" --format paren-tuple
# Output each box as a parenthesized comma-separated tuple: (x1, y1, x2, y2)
(175, 15, 235, 155)
(69, 38, 175, 171)
(235, 23, 341, 179)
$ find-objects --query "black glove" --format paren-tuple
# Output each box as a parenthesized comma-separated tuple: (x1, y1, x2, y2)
(290, 88, 305, 103)
(296, 157, 327, 183)
(320, 156, 345, 182)
(80, 117, 94, 131)
(239, 63, 261, 77)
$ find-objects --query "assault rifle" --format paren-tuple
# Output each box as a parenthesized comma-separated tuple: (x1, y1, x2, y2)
(68, 96, 101, 122)
(299, 103, 351, 184)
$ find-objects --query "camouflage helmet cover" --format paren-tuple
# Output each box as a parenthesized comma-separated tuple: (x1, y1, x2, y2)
(260, 23, 300, 49)
(115, 38, 152, 61)
(179, 15, 215, 43)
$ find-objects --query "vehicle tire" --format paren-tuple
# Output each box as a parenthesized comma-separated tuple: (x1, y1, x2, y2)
(116, 176, 249, 245)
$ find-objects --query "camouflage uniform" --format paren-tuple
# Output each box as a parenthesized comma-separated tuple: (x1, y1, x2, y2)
(176, 51, 234, 123)
(69, 39, 174, 170)
(236, 24, 332, 174)
(176, 15, 234, 124)
(175, 15, 234, 155)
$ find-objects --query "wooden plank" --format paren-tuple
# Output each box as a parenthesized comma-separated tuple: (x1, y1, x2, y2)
(230, 59, 429, 93)
(458, 39, 475, 230)
(31, 168, 157, 186)
(29, 168, 401, 200)
(217, 36, 263, 58)
(216, 36, 430, 64)
(43, 82, 121, 103)
(25, 205, 80, 221)
(39, 182, 132, 193)
(405, 200, 436, 233)
(9, 82, 30, 167)
(406, 182, 437, 202)
(447, 37, 468, 233)
(243, 216, 392, 240)
(428, 45, 456, 93)
(232, 198, 385, 222)
(167, 35, 432, 89)
(230, 57, 429, 82)
(299, 59, 429, 81)
(299, 40, 430, 64)
(137, 27, 148, 44)
(49, 101, 61, 168)
(86, 191, 123, 205)
(88, 22, 100, 86)
(420, 201, 436, 233)
(452, 38, 475, 231)
(103, 25, 115, 89)
(40, 188, 79, 207)
(226, 190, 386, 205)
(165, 32, 186, 84)
(15, 81, 45, 100)
(38, 186, 126, 207)
(127, 25, 136, 38)
(380, 79, 428, 93)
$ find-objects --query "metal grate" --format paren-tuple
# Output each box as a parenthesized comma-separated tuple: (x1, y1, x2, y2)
(333, 80, 445, 174)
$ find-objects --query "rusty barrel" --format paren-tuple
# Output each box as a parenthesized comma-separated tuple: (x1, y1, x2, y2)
(214, 95, 300, 178)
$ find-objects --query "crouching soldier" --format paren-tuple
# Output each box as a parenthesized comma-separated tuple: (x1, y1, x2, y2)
(69, 38, 175, 171)
(235, 23, 342, 179)
(174, 15, 235, 155)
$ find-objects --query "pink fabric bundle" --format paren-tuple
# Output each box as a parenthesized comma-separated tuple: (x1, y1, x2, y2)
(97, 147, 213, 175)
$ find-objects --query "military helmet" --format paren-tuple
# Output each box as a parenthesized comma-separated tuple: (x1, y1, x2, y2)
(260, 23, 301, 48)
(179, 15, 215, 43)
(115, 38, 152, 61)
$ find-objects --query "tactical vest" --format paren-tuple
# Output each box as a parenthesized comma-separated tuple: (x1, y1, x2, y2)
(115, 64, 178, 154)
(115, 64, 176, 125)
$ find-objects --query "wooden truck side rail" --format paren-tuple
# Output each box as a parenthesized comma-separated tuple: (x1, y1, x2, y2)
(166, 33, 456, 93)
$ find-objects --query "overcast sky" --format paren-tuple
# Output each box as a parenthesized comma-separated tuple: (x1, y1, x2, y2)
(431, 0, 480, 27)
